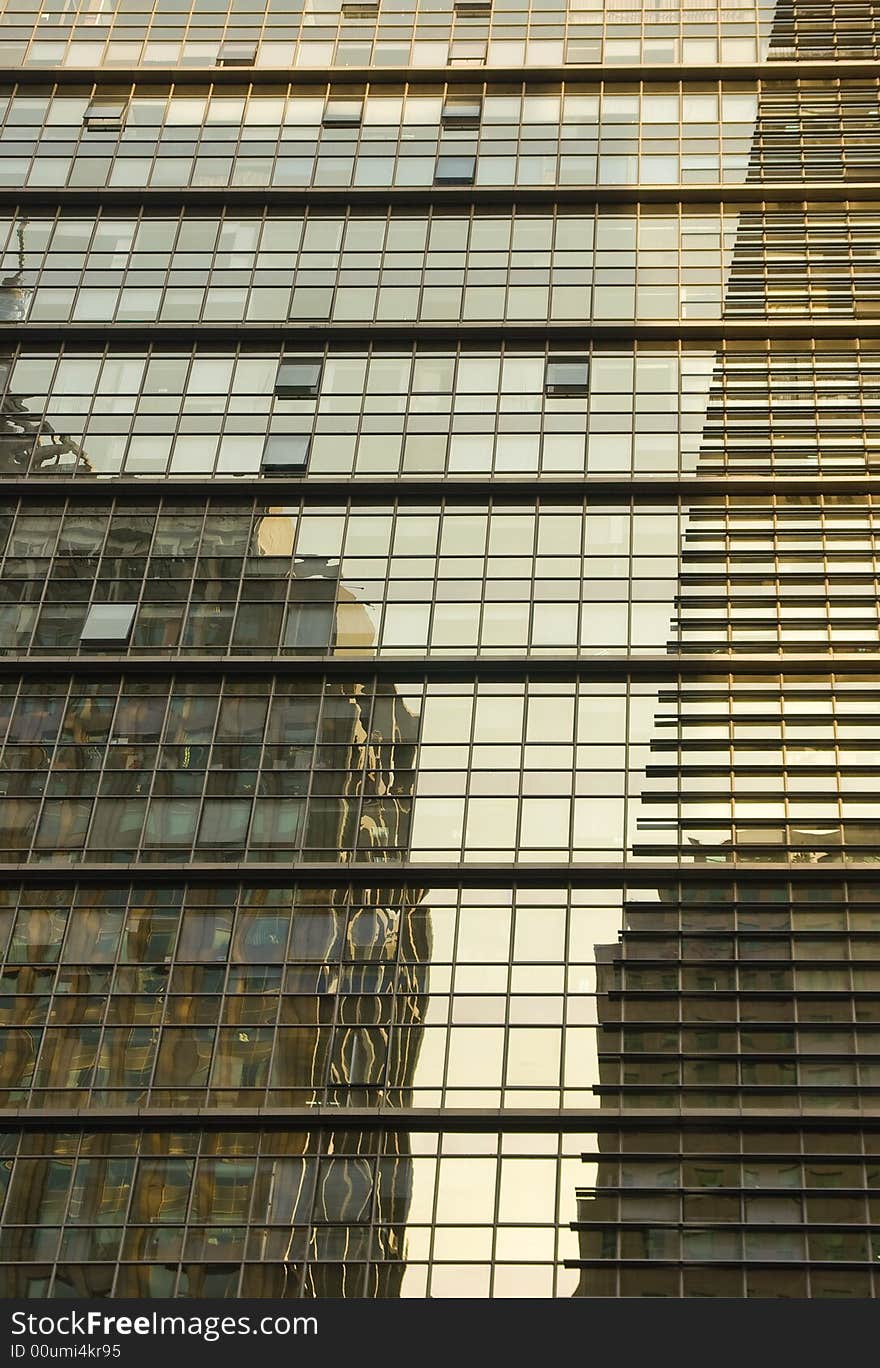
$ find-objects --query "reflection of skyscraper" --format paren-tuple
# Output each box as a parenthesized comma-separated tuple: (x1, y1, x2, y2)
(5, 0, 880, 1305)
(574, 0, 880, 1295)
(0, 524, 430, 1296)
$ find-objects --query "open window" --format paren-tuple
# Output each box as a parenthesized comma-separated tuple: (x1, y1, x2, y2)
(434, 154, 476, 184)
(275, 357, 323, 398)
(218, 41, 257, 65)
(544, 355, 590, 396)
(322, 97, 364, 127)
(441, 94, 482, 128)
(261, 435, 311, 474)
(83, 100, 126, 131)
(342, 1, 379, 14)
(80, 603, 136, 648)
(455, 0, 491, 12)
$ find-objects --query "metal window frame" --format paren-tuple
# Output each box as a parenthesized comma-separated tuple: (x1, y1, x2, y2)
(261, 432, 312, 473)
(82, 101, 127, 131)
(322, 97, 364, 127)
(274, 356, 324, 398)
(78, 601, 137, 649)
(433, 154, 477, 184)
(217, 41, 257, 65)
(544, 354, 590, 396)
(440, 94, 483, 128)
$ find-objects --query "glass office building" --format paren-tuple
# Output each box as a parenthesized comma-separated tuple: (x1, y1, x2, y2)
(0, 0, 880, 1301)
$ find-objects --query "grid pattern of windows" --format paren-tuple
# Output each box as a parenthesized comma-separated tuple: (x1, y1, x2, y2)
(722, 208, 880, 317)
(0, 675, 419, 864)
(0, 342, 721, 481)
(2, 674, 880, 865)
(5, 495, 880, 657)
(0, 674, 645, 862)
(2, 78, 878, 193)
(7, 341, 880, 482)
(0, 1127, 582, 1298)
(1, 204, 877, 327)
(2, 205, 743, 327)
(770, 0, 880, 57)
(4, 0, 880, 1303)
(749, 83, 880, 181)
(0, 881, 619, 1108)
(10, 1125, 880, 1301)
(576, 1127, 880, 1297)
(0, 496, 715, 658)
(0, 0, 776, 71)
(0, 81, 762, 191)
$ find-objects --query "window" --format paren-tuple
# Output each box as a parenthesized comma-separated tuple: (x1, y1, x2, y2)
(455, 0, 491, 10)
(83, 101, 126, 131)
(342, 1, 379, 13)
(441, 95, 482, 128)
(435, 155, 477, 185)
(336, 43, 371, 64)
(274, 358, 323, 398)
(261, 435, 311, 474)
(544, 355, 590, 396)
(79, 603, 136, 648)
(449, 41, 487, 64)
(322, 98, 364, 127)
(218, 41, 257, 65)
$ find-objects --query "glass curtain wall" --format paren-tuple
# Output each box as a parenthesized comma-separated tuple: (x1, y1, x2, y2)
(1, 0, 879, 1300)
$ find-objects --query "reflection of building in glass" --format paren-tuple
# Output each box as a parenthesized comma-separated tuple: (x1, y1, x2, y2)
(573, 0, 880, 1294)
(4, 0, 880, 1304)
(0, 507, 431, 1295)
(0, 354, 90, 476)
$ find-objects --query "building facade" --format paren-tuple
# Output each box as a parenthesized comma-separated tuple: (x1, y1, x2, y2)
(0, 0, 878, 1300)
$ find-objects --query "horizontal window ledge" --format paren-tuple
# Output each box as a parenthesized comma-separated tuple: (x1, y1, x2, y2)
(575, 1187, 880, 1197)
(12, 474, 880, 503)
(627, 930, 880, 939)
(3, 650, 880, 678)
(0, 858, 877, 887)
(0, 59, 878, 88)
(595, 1084, 880, 1094)
(613, 983, 880, 991)
(6, 322, 880, 344)
(0, 1106, 878, 1131)
(578, 1156, 880, 1165)
(573, 1222, 880, 1232)
(607, 989, 880, 998)
(9, 652, 880, 670)
(647, 766, 880, 776)
(567, 1257, 880, 1268)
(0, 184, 878, 210)
(0, 1108, 624, 1132)
(603, 1048, 880, 1057)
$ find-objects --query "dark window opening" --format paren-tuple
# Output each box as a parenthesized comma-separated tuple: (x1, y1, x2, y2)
(261, 435, 311, 474)
(218, 41, 257, 65)
(323, 98, 364, 127)
(275, 358, 323, 398)
(83, 101, 126, 131)
(434, 155, 477, 184)
(441, 96, 483, 128)
(545, 356, 590, 396)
